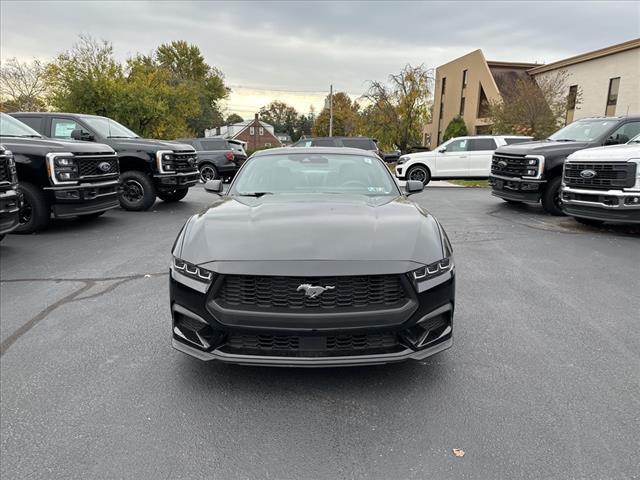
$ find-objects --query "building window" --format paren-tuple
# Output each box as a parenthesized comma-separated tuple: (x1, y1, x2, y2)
(605, 77, 620, 116)
(459, 97, 465, 116)
(477, 84, 490, 118)
(439, 102, 444, 119)
(462, 70, 468, 88)
(441, 77, 446, 96)
(250, 127, 255, 135)
(259, 127, 264, 135)
(566, 85, 578, 124)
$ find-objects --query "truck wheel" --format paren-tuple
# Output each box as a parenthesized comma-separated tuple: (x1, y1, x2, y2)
(157, 188, 188, 202)
(407, 165, 431, 186)
(14, 182, 50, 234)
(574, 217, 605, 227)
(119, 171, 156, 211)
(199, 164, 218, 183)
(541, 176, 564, 216)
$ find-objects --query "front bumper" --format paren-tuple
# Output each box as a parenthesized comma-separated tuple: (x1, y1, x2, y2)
(395, 165, 406, 180)
(154, 171, 199, 189)
(561, 186, 640, 224)
(489, 174, 546, 203)
(0, 188, 20, 235)
(170, 268, 455, 367)
(44, 179, 120, 218)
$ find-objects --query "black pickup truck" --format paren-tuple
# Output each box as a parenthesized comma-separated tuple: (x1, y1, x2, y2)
(175, 137, 240, 182)
(489, 116, 640, 215)
(0, 144, 20, 240)
(11, 112, 199, 211)
(1, 113, 120, 233)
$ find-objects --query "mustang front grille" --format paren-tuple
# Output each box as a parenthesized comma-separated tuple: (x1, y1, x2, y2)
(564, 162, 635, 189)
(215, 274, 407, 310)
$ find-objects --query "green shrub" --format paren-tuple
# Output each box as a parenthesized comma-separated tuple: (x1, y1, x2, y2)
(443, 116, 468, 141)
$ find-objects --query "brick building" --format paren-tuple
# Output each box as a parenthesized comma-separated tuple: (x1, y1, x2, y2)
(205, 114, 282, 151)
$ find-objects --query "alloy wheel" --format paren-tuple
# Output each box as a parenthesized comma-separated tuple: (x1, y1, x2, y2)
(122, 179, 144, 203)
(200, 165, 217, 183)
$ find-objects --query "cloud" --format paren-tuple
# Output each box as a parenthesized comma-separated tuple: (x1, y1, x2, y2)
(2, 1, 637, 115)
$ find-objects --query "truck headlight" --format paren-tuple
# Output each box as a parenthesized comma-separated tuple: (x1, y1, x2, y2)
(157, 150, 176, 173)
(523, 155, 544, 179)
(628, 159, 640, 191)
(46, 153, 79, 184)
(411, 257, 453, 281)
(172, 256, 214, 283)
(397, 156, 410, 165)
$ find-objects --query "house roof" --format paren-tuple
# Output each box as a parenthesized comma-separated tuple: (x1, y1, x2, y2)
(528, 37, 640, 75)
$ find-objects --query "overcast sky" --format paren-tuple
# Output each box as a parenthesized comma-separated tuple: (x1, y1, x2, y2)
(1, 1, 638, 117)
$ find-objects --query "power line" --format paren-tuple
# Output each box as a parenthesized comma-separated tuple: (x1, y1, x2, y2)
(228, 84, 362, 96)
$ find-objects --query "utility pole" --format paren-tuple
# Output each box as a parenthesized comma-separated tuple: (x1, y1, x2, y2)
(329, 84, 333, 137)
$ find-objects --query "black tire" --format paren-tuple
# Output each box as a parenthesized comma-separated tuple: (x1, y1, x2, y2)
(574, 217, 605, 227)
(14, 182, 50, 234)
(199, 163, 218, 183)
(119, 170, 156, 211)
(407, 164, 431, 186)
(157, 188, 189, 202)
(502, 199, 522, 204)
(78, 210, 106, 220)
(541, 176, 564, 216)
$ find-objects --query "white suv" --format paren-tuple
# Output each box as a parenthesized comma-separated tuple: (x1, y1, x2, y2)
(396, 135, 533, 185)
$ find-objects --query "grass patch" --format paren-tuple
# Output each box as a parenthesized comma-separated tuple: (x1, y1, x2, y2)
(447, 179, 489, 187)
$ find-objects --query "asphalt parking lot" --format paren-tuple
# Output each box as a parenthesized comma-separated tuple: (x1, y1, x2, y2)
(1, 185, 639, 480)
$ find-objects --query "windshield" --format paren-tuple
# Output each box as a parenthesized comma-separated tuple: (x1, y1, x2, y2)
(0, 112, 42, 138)
(548, 119, 618, 142)
(230, 152, 399, 196)
(81, 115, 139, 138)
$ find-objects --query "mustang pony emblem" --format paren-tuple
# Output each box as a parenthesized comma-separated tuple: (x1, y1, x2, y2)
(297, 284, 335, 299)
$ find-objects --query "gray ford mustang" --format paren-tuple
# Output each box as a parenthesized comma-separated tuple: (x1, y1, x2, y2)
(170, 147, 455, 366)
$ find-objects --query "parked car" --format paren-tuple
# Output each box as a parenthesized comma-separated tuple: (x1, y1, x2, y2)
(396, 135, 532, 185)
(176, 137, 239, 182)
(0, 145, 21, 240)
(290, 136, 382, 158)
(490, 116, 640, 215)
(170, 147, 455, 366)
(227, 139, 248, 166)
(0, 113, 120, 233)
(10, 112, 199, 211)
(560, 134, 640, 225)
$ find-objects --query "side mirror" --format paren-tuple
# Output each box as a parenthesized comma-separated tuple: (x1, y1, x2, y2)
(204, 179, 223, 194)
(71, 129, 94, 141)
(438, 147, 446, 153)
(405, 180, 424, 195)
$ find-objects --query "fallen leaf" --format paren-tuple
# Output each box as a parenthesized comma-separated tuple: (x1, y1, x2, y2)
(452, 448, 465, 457)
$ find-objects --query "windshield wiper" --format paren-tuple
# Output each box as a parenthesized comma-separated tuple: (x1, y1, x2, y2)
(238, 192, 274, 198)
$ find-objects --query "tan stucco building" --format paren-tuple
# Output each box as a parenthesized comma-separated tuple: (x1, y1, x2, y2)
(423, 50, 538, 146)
(424, 38, 640, 147)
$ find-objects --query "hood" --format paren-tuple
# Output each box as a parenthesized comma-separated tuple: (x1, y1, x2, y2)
(567, 143, 640, 162)
(108, 137, 194, 153)
(496, 139, 591, 157)
(178, 194, 445, 269)
(0, 136, 115, 155)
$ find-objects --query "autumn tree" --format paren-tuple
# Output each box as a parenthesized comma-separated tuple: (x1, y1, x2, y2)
(361, 64, 433, 151)
(488, 70, 579, 139)
(259, 101, 299, 139)
(225, 113, 244, 124)
(0, 58, 49, 112)
(312, 92, 360, 137)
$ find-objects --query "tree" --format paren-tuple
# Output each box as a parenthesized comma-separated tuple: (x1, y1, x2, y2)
(225, 113, 244, 124)
(361, 64, 434, 151)
(0, 58, 49, 112)
(443, 116, 468, 141)
(259, 101, 299, 138)
(488, 70, 579, 139)
(312, 92, 360, 137)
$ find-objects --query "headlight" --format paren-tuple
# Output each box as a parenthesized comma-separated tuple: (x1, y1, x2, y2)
(398, 156, 410, 165)
(157, 150, 176, 173)
(46, 153, 79, 184)
(523, 155, 544, 179)
(172, 256, 213, 283)
(411, 257, 453, 281)
(628, 159, 640, 191)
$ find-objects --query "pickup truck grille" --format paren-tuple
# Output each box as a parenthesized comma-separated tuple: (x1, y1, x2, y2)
(0, 156, 9, 184)
(225, 331, 400, 357)
(564, 162, 636, 189)
(215, 274, 407, 310)
(491, 154, 529, 177)
(172, 152, 198, 172)
(77, 156, 119, 178)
